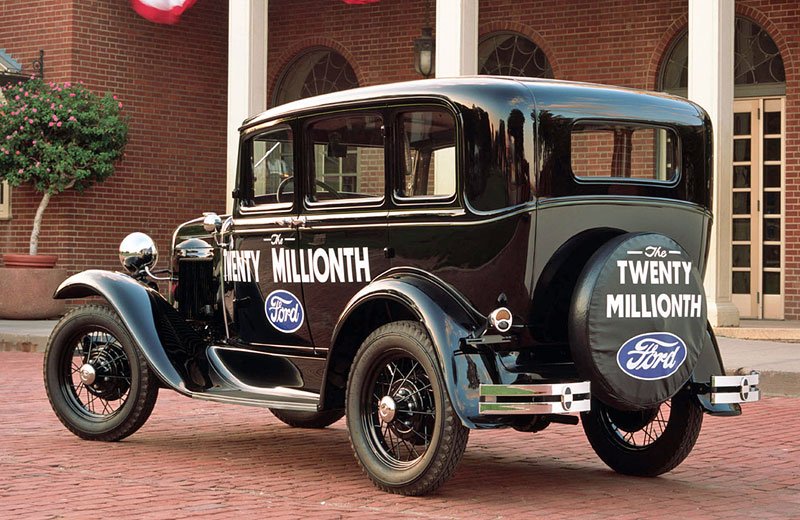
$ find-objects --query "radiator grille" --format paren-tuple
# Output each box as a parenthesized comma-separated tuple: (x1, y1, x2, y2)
(176, 259, 215, 320)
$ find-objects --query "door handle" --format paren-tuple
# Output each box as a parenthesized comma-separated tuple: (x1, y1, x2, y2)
(290, 216, 307, 227)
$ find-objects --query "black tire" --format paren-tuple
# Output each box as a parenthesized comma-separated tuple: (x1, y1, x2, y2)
(269, 408, 344, 429)
(581, 389, 703, 476)
(346, 321, 469, 496)
(43, 304, 159, 441)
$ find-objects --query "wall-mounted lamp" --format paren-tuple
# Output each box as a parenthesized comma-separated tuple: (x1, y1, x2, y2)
(413, 2, 435, 78)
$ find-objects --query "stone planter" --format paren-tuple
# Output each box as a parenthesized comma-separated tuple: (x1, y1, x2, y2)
(0, 255, 66, 319)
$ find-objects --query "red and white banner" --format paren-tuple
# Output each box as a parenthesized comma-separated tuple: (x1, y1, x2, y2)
(130, 0, 198, 25)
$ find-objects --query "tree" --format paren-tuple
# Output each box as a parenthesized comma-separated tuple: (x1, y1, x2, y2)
(0, 78, 128, 255)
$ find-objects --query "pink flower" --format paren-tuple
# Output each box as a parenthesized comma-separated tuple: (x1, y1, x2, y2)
(69, 93, 75, 97)
(14, 95, 19, 100)
(118, 102, 123, 109)
(5, 136, 10, 140)
(64, 82, 71, 88)
(68, 116, 76, 122)
(48, 122, 54, 127)
(50, 103, 55, 109)
(18, 169, 23, 174)
(32, 140, 37, 145)
(15, 151, 20, 155)
(56, 121, 62, 127)
(113, 95, 118, 100)
(52, 114, 58, 121)
(32, 108, 37, 113)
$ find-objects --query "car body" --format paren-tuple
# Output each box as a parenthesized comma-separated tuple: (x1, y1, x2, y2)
(45, 77, 759, 495)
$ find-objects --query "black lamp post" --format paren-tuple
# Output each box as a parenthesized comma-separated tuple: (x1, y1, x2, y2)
(413, 2, 435, 78)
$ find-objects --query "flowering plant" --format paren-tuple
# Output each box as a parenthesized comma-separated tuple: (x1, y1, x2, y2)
(0, 78, 128, 255)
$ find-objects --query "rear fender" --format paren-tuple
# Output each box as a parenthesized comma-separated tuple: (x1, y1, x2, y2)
(54, 269, 194, 395)
(691, 324, 741, 416)
(328, 270, 494, 428)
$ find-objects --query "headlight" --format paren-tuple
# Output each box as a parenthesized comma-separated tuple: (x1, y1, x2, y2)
(119, 232, 158, 273)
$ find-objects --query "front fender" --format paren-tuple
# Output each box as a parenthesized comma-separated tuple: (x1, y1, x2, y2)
(332, 270, 495, 428)
(54, 269, 192, 395)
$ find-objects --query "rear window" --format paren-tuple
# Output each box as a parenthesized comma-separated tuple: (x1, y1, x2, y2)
(570, 122, 679, 182)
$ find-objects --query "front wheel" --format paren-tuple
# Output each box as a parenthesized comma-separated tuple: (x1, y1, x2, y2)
(581, 389, 703, 476)
(43, 304, 159, 441)
(346, 321, 469, 496)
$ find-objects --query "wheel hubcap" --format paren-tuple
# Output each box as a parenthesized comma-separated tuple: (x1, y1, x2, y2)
(79, 363, 96, 384)
(378, 395, 397, 423)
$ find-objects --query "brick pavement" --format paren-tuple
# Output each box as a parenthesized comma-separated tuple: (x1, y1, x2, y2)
(1, 351, 798, 519)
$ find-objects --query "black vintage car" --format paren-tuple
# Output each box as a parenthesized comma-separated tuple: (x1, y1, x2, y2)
(44, 77, 759, 495)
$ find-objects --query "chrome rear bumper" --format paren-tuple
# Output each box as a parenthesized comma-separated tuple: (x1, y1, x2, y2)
(710, 372, 760, 404)
(479, 381, 591, 415)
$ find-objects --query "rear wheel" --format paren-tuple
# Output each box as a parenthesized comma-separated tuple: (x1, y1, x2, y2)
(581, 390, 703, 476)
(346, 321, 469, 496)
(43, 304, 159, 441)
(269, 408, 344, 429)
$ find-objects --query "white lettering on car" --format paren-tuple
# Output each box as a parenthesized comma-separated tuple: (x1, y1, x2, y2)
(272, 247, 371, 284)
(223, 250, 260, 283)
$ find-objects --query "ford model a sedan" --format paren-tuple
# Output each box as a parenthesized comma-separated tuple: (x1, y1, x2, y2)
(45, 77, 759, 495)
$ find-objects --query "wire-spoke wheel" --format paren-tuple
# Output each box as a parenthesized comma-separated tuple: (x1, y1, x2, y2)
(346, 321, 469, 495)
(44, 304, 159, 441)
(581, 389, 703, 476)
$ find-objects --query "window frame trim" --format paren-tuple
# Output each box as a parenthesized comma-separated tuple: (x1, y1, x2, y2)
(568, 119, 683, 188)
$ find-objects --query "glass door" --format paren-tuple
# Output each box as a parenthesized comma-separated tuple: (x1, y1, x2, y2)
(731, 98, 785, 319)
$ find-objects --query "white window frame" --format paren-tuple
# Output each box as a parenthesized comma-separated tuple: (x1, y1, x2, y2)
(0, 181, 9, 220)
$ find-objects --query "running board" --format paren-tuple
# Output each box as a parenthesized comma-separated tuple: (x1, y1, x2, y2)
(710, 373, 760, 404)
(479, 381, 591, 415)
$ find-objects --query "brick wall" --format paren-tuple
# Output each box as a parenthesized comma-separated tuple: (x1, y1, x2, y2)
(0, 0, 228, 275)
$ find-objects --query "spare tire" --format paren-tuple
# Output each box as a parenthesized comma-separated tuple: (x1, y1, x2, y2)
(568, 233, 707, 411)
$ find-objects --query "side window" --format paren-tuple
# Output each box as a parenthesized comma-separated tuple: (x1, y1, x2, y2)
(397, 110, 456, 200)
(250, 126, 294, 205)
(571, 122, 678, 182)
(306, 114, 384, 204)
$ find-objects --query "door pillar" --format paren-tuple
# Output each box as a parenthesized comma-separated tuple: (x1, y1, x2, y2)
(435, 0, 478, 77)
(227, 0, 268, 213)
(688, 0, 740, 326)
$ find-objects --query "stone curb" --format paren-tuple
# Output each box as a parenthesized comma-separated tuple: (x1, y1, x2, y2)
(716, 327, 800, 342)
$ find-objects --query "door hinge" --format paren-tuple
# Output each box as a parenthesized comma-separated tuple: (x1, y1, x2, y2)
(757, 108, 761, 120)
(757, 292, 761, 304)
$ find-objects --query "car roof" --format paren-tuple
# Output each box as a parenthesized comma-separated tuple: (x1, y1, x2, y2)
(242, 76, 705, 131)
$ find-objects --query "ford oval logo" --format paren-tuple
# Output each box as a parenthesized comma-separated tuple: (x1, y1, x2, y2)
(616, 332, 687, 381)
(265, 290, 304, 334)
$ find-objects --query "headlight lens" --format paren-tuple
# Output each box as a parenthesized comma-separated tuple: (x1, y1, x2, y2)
(119, 232, 158, 273)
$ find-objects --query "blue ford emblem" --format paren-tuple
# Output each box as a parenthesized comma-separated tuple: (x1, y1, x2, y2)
(616, 332, 687, 380)
(265, 290, 304, 333)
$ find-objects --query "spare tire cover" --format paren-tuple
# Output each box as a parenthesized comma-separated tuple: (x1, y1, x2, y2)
(568, 233, 707, 411)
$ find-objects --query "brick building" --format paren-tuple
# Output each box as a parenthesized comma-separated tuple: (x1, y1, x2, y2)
(1, 0, 798, 324)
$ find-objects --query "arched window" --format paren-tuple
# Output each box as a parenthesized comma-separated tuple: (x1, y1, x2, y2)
(478, 32, 553, 78)
(659, 17, 785, 98)
(273, 48, 359, 106)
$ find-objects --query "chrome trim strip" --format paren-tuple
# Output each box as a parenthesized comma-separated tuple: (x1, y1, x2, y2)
(191, 393, 317, 411)
(479, 400, 591, 414)
(216, 344, 327, 358)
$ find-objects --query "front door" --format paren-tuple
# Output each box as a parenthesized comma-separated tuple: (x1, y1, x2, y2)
(731, 97, 785, 319)
(228, 123, 314, 349)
